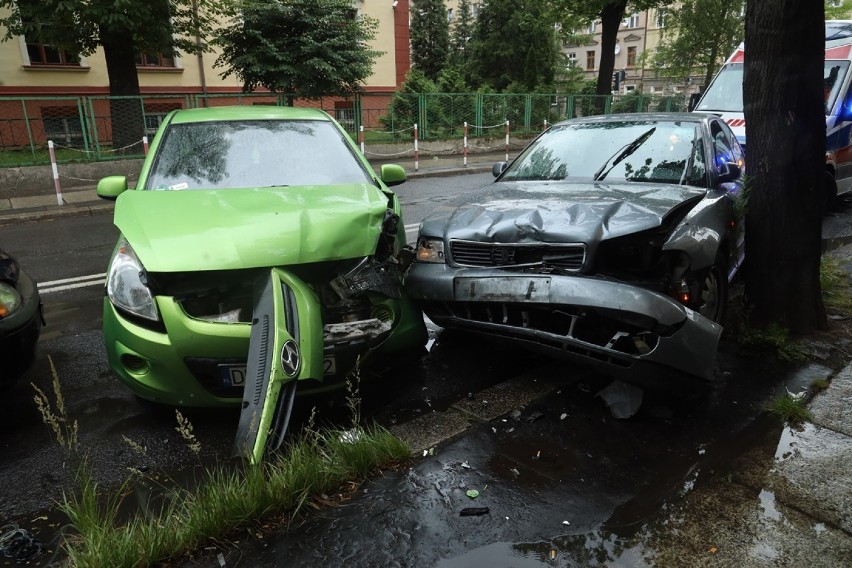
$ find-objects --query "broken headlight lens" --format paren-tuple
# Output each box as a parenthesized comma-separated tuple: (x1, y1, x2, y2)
(0, 282, 21, 318)
(107, 238, 160, 321)
(415, 238, 446, 263)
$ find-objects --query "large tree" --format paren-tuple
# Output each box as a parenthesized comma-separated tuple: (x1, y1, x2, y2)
(448, 0, 475, 84)
(0, 0, 226, 151)
(651, 1, 745, 90)
(215, 0, 380, 105)
(468, 0, 559, 91)
(556, 1, 663, 96)
(743, 1, 826, 331)
(410, 0, 451, 81)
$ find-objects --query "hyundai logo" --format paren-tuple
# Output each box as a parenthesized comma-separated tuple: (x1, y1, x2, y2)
(280, 340, 301, 378)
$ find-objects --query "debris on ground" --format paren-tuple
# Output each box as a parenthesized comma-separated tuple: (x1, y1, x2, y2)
(460, 507, 490, 516)
(596, 380, 644, 419)
(0, 524, 44, 562)
(466, 489, 480, 499)
(526, 411, 544, 423)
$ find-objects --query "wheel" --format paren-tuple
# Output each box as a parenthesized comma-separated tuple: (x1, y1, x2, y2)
(697, 253, 729, 325)
(824, 171, 838, 214)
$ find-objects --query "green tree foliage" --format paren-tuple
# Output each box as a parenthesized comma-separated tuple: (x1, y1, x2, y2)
(449, 0, 475, 82)
(554, 1, 664, 96)
(0, 0, 226, 149)
(468, 0, 559, 91)
(215, 0, 380, 103)
(826, 0, 852, 19)
(651, 1, 745, 90)
(410, 0, 451, 81)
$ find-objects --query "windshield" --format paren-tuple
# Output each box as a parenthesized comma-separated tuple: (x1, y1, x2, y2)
(145, 120, 370, 190)
(698, 60, 850, 115)
(502, 120, 707, 187)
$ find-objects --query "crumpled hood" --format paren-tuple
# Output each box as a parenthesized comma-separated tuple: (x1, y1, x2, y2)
(421, 181, 705, 243)
(114, 185, 389, 272)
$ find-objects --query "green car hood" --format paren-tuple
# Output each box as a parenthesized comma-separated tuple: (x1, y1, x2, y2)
(114, 185, 390, 272)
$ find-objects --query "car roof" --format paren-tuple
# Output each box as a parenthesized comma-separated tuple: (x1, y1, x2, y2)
(167, 105, 333, 124)
(557, 112, 710, 128)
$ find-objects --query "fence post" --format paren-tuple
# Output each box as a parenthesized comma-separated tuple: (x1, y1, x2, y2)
(543, 119, 548, 131)
(505, 120, 510, 162)
(463, 121, 468, 167)
(142, 136, 149, 155)
(359, 126, 365, 154)
(21, 100, 36, 160)
(48, 141, 63, 206)
(524, 94, 532, 133)
(414, 123, 419, 172)
(76, 97, 92, 159)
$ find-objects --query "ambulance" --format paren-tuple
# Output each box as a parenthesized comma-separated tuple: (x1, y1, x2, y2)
(692, 20, 852, 203)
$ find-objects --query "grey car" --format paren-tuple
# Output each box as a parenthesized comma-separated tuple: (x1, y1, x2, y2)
(405, 113, 745, 390)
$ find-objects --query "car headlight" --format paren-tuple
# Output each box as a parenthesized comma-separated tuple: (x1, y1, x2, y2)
(0, 282, 21, 318)
(107, 239, 159, 321)
(415, 237, 446, 263)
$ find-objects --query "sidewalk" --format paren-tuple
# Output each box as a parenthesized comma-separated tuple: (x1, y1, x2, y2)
(0, 152, 504, 226)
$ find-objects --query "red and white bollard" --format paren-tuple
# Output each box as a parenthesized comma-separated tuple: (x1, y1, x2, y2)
(505, 120, 510, 162)
(463, 121, 469, 167)
(414, 123, 419, 172)
(47, 140, 63, 206)
(544, 119, 548, 131)
(142, 136, 149, 156)
(359, 125, 365, 154)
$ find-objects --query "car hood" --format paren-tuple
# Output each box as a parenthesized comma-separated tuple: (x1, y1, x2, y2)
(421, 181, 705, 243)
(114, 185, 389, 272)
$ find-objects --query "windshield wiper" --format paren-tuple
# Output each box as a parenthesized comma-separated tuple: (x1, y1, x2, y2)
(593, 127, 656, 182)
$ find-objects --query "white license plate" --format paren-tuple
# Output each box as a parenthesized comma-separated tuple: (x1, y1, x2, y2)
(219, 355, 337, 387)
(454, 276, 551, 302)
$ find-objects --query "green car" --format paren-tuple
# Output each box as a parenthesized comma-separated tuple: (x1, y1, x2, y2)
(98, 106, 426, 460)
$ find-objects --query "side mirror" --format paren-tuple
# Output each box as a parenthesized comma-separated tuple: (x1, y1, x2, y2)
(688, 93, 701, 112)
(492, 162, 508, 177)
(380, 164, 407, 187)
(97, 176, 129, 201)
(717, 162, 742, 184)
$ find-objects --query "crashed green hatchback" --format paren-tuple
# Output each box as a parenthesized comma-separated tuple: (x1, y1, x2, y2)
(98, 106, 426, 459)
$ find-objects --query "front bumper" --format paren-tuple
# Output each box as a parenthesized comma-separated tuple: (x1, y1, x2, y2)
(0, 271, 42, 385)
(405, 263, 721, 385)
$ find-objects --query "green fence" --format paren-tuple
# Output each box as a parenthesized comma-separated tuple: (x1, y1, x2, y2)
(0, 92, 689, 168)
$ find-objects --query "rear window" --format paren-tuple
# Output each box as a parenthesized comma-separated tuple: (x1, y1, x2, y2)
(145, 119, 371, 190)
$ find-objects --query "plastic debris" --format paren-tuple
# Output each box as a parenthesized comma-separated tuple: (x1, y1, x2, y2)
(466, 489, 480, 499)
(550, 549, 558, 559)
(510, 468, 520, 477)
(422, 447, 436, 457)
(533, 450, 541, 460)
(562, 520, 570, 526)
(218, 552, 226, 566)
(461, 461, 471, 469)
(560, 413, 568, 420)
(460, 507, 490, 516)
(507, 427, 515, 433)
(526, 411, 544, 423)
(596, 380, 644, 419)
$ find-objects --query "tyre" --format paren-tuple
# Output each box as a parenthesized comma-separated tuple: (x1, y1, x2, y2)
(697, 252, 729, 325)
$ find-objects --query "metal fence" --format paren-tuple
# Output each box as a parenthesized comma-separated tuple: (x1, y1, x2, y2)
(0, 92, 689, 168)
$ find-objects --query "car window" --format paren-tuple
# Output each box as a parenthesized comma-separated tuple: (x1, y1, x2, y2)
(502, 120, 707, 187)
(710, 120, 744, 174)
(144, 120, 371, 190)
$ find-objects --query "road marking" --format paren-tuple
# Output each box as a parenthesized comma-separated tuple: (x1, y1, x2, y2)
(40, 273, 106, 294)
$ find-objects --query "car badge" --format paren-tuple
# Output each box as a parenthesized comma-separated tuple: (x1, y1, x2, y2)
(280, 340, 301, 378)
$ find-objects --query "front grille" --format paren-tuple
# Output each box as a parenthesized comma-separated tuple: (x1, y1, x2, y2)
(450, 240, 585, 270)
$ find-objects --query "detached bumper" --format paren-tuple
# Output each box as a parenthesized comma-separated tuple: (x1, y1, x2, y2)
(405, 263, 721, 383)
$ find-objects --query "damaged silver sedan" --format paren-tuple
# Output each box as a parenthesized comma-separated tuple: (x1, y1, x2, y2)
(406, 113, 746, 389)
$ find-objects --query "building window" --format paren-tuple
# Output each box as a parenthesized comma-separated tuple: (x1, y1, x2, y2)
(567, 52, 577, 67)
(586, 51, 595, 70)
(447, 8, 453, 22)
(627, 46, 637, 67)
(136, 52, 175, 67)
(625, 85, 636, 92)
(472, 3, 479, 18)
(24, 28, 79, 65)
(587, 21, 597, 34)
(42, 107, 84, 146)
(624, 14, 639, 29)
(656, 9, 667, 28)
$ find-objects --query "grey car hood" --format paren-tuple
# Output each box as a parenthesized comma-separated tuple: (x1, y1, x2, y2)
(421, 181, 706, 243)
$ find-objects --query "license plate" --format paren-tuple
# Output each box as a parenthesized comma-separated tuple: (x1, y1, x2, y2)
(454, 276, 551, 302)
(219, 356, 337, 387)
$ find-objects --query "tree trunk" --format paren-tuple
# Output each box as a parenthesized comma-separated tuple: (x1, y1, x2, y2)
(595, 0, 627, 106)
(101, 31, 145, 155)
(743, 0, 826, 332)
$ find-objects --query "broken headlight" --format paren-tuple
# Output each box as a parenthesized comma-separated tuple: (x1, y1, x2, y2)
(415, 237, 445, 263)
(0, 282, 21, 318)
(107, 238, 159, 321)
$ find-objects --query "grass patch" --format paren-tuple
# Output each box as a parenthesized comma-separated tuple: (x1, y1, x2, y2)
(810, 378, 830, 392)
(33, 369, 411, 568)
(767, 392, 813, 426)
(821, 255, 852, 314)
(736, 322, 810, 365)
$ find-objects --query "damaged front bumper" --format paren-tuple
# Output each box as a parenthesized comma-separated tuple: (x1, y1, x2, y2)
(405, 264, 722, 385)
